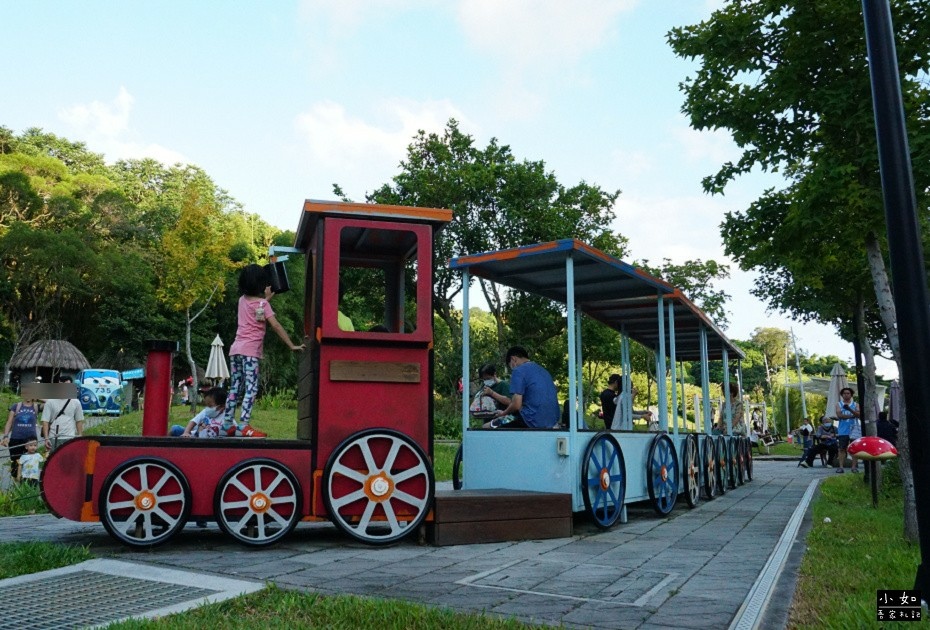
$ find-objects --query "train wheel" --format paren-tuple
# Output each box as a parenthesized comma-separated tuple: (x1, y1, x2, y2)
(682, 434, 701, 508)
(727, 438, 739, 489)
(647, 434, 679, 516)
(99, 457, 190, 549)
(745, 438, 754, 481)
(581, 432, 626, 529)
(735, 437, 746, 486)
(452, 444, 463, 490)
(702, 436, 717, 500)
(214, 459, 301, 547)
(323, 429, 434, 545)
(715, 436, 728, 495)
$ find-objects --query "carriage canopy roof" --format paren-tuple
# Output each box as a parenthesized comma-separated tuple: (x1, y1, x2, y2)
(450, 239, 743, 361)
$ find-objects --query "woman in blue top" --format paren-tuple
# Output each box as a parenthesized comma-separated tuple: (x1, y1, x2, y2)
(835, 387, 860, 473)
(1, 394, 39, 479)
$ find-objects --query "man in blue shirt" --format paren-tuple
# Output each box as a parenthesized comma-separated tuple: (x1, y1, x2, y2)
(492, 346, 560, 429)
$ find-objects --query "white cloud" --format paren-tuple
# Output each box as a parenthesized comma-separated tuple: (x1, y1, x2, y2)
(58, 87, 188, 164)
(457, 0, 638, 67)
(669, 115, 741, 165)
(294, 98, 472, 200)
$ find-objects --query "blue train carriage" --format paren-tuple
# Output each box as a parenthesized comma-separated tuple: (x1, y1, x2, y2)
(76, 369, 124, 416)
(450, 239, 751, 528)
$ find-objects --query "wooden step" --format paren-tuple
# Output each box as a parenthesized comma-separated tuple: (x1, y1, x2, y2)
(427, 489, 572, 546)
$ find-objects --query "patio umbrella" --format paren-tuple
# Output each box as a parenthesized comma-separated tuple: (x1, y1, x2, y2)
(205, 334, 230, 383)
(825, 363, 848, 420)
(889, 380, 902, 422)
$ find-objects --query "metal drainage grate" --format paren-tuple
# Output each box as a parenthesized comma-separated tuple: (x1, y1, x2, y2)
(0, 560, 267, 630)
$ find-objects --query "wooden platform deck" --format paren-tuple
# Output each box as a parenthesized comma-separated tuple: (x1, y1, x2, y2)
(426, 489, 572, 546)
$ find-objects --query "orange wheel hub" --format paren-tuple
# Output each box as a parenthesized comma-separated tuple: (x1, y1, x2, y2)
(249, 492, 271, 513)
(364, 473, 395, 502)
(599, 468, 610, 490)
(660, 465, 668, 482)
(134, 491, 156, 511)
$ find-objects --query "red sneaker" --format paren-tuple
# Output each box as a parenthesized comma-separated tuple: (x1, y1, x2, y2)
(241, 426, 267, 438)
(225, 426, 238, 437)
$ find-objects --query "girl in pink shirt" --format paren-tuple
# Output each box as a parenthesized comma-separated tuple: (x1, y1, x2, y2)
(222, 264, 305, 437)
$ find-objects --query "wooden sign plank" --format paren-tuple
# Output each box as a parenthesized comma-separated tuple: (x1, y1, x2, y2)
(329, 360, 421, 383)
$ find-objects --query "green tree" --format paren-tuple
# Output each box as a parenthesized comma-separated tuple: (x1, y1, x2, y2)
(668, 0, 930, 539)
(157, 179, 233, 406)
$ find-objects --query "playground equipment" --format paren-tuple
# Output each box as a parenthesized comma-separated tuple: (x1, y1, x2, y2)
(450, 239, 753, 527)
(41, 202, 753, 549)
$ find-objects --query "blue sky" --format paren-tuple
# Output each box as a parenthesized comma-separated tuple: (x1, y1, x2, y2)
(2, 0, 894, 378)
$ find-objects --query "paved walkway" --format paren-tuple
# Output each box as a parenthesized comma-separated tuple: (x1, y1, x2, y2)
(0, 461, 831, 629)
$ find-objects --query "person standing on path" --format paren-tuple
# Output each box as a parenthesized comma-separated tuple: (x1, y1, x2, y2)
(834, 387, 860, 473)
(41, 376, 84, 451)
(1, 393, 40, 479)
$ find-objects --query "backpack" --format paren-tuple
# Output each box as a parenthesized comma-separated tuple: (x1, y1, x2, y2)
(469, 389, 497, 414)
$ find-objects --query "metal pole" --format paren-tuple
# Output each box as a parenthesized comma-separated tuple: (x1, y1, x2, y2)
(566, 256, 577, 435)
(461, 271, 471, 439)
(862, 0, 930, 596)
(657, 295, 668, 431)
(722, 347, 731, 434)
(668, 302, 679, 437)
(575, 308, 584, 430)
(700, 326, 711, 434)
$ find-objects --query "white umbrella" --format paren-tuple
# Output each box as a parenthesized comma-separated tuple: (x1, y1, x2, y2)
(205, 334, 230, 382)
(825, 363, 848, 420)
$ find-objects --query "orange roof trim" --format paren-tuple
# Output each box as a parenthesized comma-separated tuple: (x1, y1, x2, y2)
(303, 200, 452, 224)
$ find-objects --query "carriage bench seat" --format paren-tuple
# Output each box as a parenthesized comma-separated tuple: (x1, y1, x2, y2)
(427, 489, 572, 546)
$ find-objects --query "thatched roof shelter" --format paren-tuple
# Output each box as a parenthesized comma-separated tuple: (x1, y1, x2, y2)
(10, 340, 90, 371)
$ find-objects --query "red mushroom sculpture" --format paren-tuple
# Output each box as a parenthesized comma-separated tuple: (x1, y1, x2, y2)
(848, 436, 898, 507)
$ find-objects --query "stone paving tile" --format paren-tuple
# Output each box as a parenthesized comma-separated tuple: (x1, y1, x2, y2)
(646, 593, 738, 628)
(561, 600, 653, 630)
(491, 591, 586, 623)
(427, 584, 523, 612)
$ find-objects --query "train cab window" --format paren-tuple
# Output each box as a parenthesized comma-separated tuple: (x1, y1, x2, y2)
(331, 225, 422, 335)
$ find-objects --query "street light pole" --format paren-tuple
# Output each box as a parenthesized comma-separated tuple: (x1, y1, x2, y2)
(861, 0, 930, 597)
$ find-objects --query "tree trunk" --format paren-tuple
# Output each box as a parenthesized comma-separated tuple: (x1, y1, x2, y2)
(185, 307, 198, 413)
(854, 300, 880, 489)
(864, 231, 917, 541)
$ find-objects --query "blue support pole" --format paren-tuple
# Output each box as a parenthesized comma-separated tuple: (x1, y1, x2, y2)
(565, 256, 577, 437)
(461, 271, 471, 439)
(700, 326, 711, 435)
(668, 301, 679, 437)
(722, 347, 731, 434)
(575, 308, 584, 430)
(656, 295, 668, 431)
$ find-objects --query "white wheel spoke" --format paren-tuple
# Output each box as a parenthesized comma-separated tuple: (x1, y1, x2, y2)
(115, 478, 140, 497)
(356, 499, 377, 532)
(137, 464, 150, 491)
(107, 500, 136, 510)
(264, 471, 287, 495)
(391, 489, 426, 510)
(253, 466, 262, 493)
(150, 470, 171, 494)
(256, 514, 267, 539)
(382, 439, 403, 472)
(152, 506, 178, 526)
(331, 463, 367, 484)
(359, 437, 379, 474)
(235, 509, 256, 533)
(331, 489, 366, 509)
(223, 500, 251, 510)
(119, 509, 142, 530)
(141, 511, 154, 538)
(158, 493, 185, 504)
(266, 508, 289, 528)
(381, 500, 401, 534)
(231, 478, 253, 498)
(392, 465, 427, 484)
(270, 494, 296, 505)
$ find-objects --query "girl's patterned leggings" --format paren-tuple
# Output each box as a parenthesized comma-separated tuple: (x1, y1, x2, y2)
(224, 354, 260, 429)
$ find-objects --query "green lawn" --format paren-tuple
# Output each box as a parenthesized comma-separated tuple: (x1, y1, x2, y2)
(107, 584, 534, 629)
(789, 465, 925, 628)
(0, 542, 91, 579)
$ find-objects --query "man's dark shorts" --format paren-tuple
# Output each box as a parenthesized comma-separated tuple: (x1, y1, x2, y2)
(838, 435, 851, 450)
